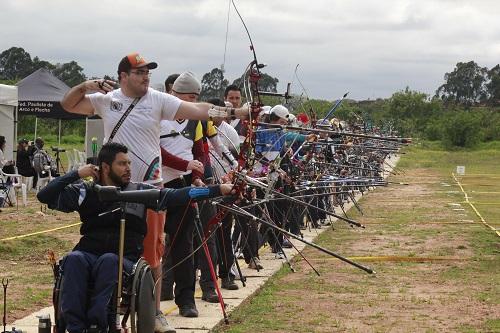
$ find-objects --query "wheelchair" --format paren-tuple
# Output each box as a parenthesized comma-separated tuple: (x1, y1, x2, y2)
(52, 256, 156, 333)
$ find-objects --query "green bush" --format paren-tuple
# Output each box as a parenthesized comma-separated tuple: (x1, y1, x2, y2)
(20, 133, 84, 146)
(442, 111, 483, 148)
(18, 116, 86, 139)
(479, 109, 500, 141)
(424, 119, 444, 141)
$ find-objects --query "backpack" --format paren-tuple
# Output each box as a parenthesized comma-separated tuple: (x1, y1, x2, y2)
(33, 149, 53, 176)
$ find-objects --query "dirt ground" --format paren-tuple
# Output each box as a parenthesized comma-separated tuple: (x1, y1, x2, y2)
(2, 162, 499, 332)
(292, 169, 498, 332)
(0, 194, 80, 321)
(216, 167, 500, 333)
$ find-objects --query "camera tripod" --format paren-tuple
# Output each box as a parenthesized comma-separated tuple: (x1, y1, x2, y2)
(52, 149, 65, 175)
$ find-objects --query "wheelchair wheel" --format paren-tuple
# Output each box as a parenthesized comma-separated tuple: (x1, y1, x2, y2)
(52, 260, 67, 333)
(129, 258, 156, 333)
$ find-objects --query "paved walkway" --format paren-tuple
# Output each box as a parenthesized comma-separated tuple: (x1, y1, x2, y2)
(13, 156, 398, 332)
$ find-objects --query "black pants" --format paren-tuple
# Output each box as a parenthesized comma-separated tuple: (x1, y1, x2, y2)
(194, 200, 218, 291)
(216, 213, 235, 279)
(162, 177, 196, 307)
(260, 201, 285, 253)
(316, 192, 327, 220)
(18, 167, 38, 189)
(235, 212, 260, 264)
(287, 200, 302, 235)
(308, 191, 320, 226)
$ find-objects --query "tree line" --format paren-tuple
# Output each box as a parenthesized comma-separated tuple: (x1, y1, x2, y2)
(436, 61, 500, 106)
(264, 61, 500, 148)
(0, 47, 280, 97)
(1, 46, 499, 148)
(0, 47, 281, 139)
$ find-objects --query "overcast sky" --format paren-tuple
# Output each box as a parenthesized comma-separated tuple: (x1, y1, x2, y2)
(1, 0, 499, 101)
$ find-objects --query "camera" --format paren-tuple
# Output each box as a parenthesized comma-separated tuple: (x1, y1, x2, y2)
(51, 146, 66, 152)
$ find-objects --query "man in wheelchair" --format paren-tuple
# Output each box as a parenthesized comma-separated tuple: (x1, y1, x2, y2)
(37, 142, 233, 333)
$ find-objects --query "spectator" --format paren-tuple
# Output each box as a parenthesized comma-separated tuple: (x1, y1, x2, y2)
(16, 139, 37, 188)
(0, 135, 15, 209)
(0, 135, 15, 174)
(32, 137, 58, 178)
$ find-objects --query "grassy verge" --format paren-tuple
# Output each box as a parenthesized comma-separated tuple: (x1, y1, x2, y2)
(213, 144, 500, 332)
(0, 193, 80, 319)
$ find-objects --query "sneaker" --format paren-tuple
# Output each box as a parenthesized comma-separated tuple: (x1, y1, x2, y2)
(236, 251, 244, 259)
(221, 277, 239, 290)
(248, 257, 263, 270)
(179, 304, 199, 318)
(282, 239, 292, 248)
(201, 288, 219, 303)
(275, 252, 286, 260)
(155, 312, 176, 333)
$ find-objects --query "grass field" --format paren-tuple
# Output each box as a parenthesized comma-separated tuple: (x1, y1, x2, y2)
(0, 135, 84, 320)
(213, 142, 500, 332)
(0, 142, 499, 331)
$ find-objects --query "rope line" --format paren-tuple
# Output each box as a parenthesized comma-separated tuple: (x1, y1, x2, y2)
(0, 222, 82, 242)
(452, 173, 500, 237)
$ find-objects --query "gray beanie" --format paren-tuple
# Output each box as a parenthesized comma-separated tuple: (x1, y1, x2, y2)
(172, 71, 201, 94)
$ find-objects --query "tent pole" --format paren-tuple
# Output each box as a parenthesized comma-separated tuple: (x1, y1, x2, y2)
(58, 119, 62, 146)
(13, 106, 18, 155)
(34, 117, 38, 141)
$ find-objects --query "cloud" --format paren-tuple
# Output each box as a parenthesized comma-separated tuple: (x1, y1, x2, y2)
(1, 0, 499, 100)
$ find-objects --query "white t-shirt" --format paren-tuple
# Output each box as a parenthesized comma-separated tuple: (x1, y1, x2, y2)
(209, 121, 240, 178)
(159, 120, 195, 183)
(215, 121, 240, 155)
(88, 88, 182, 183)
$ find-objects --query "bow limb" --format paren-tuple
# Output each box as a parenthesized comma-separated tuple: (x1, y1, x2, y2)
(205, 66, 260, 236)
(320, 92, 349, 121)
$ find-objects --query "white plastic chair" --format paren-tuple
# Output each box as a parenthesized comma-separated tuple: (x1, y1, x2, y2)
(73, 149, 84, 168)
(0, 168, 27, 207)
(65, 150, 75, 171)
(79, 151, 87, 165)
(21, 175, 33, 191)
(35, 166, 53, 193)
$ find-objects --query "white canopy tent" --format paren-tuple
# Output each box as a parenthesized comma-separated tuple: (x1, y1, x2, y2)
(0, 84, 19, 161)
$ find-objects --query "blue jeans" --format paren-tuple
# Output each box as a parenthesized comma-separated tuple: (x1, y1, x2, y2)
(60, 251, 133, 333)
